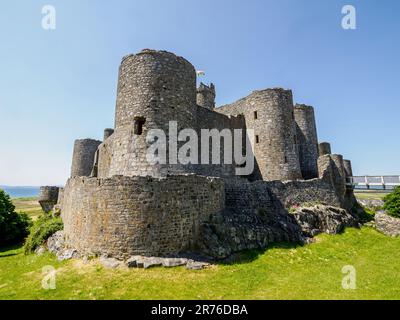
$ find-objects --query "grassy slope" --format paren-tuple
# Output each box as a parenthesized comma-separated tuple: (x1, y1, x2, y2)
(0, 227, 399, 300)
(12, 197, 43, 220)
(354, 191, 388, 200)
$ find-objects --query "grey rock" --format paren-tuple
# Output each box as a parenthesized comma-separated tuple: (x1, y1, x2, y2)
(35, 246, 46, 256)
(162, 258, 188, 267)
(126, 256, 163, 269)
(375, 213, 400, 237)
(143, 258, 163, 269)
(100, 256, 123, 269)
(292, 205, 357, 237)
(47, 231, 65, 255)
(358, 199, 384, 209)
(126, 256, 190, 269)
(57, 249, 80, 261)
(186, 261, 209, 270)
(126, 256, 140, 268)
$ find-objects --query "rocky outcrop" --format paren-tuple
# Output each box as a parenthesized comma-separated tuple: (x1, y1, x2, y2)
(199, 208, 303, 260)
(375, 213, 400, 237)
(47, 231, 80, 261)
(125, 256, 210, 270)
(198, 204, 358, 259)
(47, 231, 65, 254)
(291, 205, 358, 237)
(357, 199, 384, 210)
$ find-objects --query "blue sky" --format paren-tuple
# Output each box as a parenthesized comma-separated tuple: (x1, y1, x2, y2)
(0, 0, 399, 185)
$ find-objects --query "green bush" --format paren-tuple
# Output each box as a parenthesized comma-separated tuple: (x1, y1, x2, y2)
(383, 187, 400, 218)
(23, 214, 63, 254)
(0, 189, 32, 247)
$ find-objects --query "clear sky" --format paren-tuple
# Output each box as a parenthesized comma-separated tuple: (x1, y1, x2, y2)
(0, 0, 399, 186)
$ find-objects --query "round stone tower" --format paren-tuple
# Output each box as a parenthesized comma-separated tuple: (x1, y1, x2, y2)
(254, 88, 302, 181)
(103, 128, 114, 141)
(318, 142, 332, 156)
(343, 159, 353, 177)
(114, 49, 197, 130)
(98, 49, 198, 178)
(330, 154, 346, 198)
(197, 82, 216, 110)
(70, 139, 102, 177)
(38, 186, 60, 213)
(294, 104, 319, 179)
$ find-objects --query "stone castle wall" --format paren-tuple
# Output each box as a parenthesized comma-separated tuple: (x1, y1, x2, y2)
(71, 139, 102, 177)
(318, 142, 332, 156)
(38, 186, 60, 213)
(343, 159, 353, 177)
(101, 49, 198, 178)
(194, 105, 247, 178)
(197, 82, 216, 110)
(61, 175, 224, 259)
(56, 49, 358, 261)
(294, 104, 319, 179)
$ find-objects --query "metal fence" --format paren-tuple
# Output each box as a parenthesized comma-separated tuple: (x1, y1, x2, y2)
(347, 176, 400, 190)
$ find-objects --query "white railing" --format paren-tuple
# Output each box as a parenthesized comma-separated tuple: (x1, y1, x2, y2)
(347, 176, 400, 190)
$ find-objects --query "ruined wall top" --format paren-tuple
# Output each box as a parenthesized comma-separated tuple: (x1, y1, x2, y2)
(197, 82, 216, 110)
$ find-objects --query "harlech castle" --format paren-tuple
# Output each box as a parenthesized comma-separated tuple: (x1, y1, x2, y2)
(39, 49, 359, 262)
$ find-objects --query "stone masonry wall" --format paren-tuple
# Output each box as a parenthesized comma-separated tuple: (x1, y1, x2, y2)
(194, 105, 248, 178)
(197, 82, 216, 110)
(294, 104, 319, 180)
(216, 88, 302, 181)
(38, 186, 60, 213)
(102, 49, 198, 178)
(61, 175, 224, 259)
(198, 176, 347, 259)
(71, 139, 102, 177)
(318, 142, 332, 156)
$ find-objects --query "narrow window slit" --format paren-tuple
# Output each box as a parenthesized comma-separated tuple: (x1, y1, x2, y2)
(134, 117, 146, 135)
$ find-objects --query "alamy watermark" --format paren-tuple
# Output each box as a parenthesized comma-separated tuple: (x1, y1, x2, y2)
(42, 265, 56, 290)
(341, 265, 356, 290)
(41, 5, 56, 30)
(342, 5, 357, 30)
(146, 121, 255, 176)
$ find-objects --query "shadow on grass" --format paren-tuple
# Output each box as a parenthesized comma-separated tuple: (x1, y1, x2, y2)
(219, 241, 304, 265)
(0, 243, 23, 255)
(0, 253, 18, 258)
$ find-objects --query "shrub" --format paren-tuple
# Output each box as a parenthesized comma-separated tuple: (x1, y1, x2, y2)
(0, 189, 32, 247)
(23, 214, 63, 254)
(383, 187, 400, 218)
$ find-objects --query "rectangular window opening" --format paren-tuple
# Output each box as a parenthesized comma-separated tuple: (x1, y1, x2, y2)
(134, 117, 146, 135)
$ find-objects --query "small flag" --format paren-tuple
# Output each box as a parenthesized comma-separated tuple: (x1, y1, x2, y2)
(196, 70, 206, 76)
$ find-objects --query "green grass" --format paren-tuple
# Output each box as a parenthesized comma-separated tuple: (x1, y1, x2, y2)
(354, 191, 388, 200)
(12, 197, 43, 220)
(0, 227, 399, 300)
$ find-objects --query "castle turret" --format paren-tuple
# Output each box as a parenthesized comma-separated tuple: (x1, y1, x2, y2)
(103, 128, 114, 141)
(38, 186, 60, 213)
(330, 154, 346, 198)
(258, 89, 302, 181)
(318, 142, 332, 156)
(343, 159, 353, 177)
(70, 139, 102, 177)
(216, 88, 302, 181)
(294, 104, 319, 179)
(98, 49, 198, 178)
(197, 82, 216, 110)
(114, 49, 197, 130)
